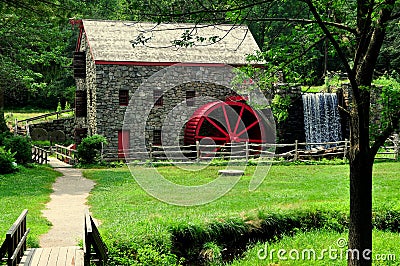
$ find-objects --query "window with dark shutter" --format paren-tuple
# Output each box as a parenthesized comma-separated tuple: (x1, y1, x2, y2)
(186, 90, 195, 106)
(119, 90, 129, 106)
(73, 51, 86, 78)
(153, 130, 162, 145)
(153, 90, 163, 106)
(75, 90, 87, 117)
(74, 127, 88, 144)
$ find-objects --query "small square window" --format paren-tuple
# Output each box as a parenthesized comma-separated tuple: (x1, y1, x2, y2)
(186, 90, 195, 106)
(154, 90, 163, 106)
(119, 90, 129, 106)
(153, 130, 162, 145)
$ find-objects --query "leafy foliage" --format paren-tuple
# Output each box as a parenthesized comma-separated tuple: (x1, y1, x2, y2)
(77, 135, 108, 164)
(0, 146, 17, 174)
(371, 74, 400, 138)
(0, 0, 76, 110)
(3, 135, 32, 164)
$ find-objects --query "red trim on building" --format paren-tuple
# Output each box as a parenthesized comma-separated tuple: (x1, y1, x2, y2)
(76, 27, 83, 52)
(69, 19, 84, 52)
(94, 61, 233, 67)
(94, 61, 265, 68)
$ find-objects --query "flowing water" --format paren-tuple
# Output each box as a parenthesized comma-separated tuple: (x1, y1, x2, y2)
(302, 93, 342, 148)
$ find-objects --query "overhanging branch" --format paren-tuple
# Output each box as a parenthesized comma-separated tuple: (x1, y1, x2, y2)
(303, 0, 358, 94)
(370, 110, 400, 158)
(138, 0, 277, 18)
(246, 17, 357, 35)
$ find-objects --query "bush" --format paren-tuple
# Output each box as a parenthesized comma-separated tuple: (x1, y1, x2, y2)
(0, 131, 12, 146)
(3, 135, 32, 164)
(77, 135, 108, 164)
(0, 147, 17, 174)
(106, 241, 183, 266)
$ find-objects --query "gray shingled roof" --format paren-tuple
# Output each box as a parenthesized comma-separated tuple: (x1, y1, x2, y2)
(82, 19, 260, 65)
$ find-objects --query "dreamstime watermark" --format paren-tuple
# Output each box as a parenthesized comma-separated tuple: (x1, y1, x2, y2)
(257, 237, 396, 262)
(122, 64, 276, 206)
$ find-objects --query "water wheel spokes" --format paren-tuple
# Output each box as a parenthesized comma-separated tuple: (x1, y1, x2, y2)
(184, 99, 267, 159)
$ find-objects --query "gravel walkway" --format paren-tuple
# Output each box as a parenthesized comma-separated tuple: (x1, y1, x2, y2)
(39, 158, 95, 247)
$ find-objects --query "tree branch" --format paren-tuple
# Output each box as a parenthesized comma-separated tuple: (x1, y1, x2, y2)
(370, 109, 400, 158)
(246, 17, 357, 35)
(355, 0, 395, 86)
(389, 12, 400, 20)
(303, 0, 358, 91)
(138, 0, 277, 18)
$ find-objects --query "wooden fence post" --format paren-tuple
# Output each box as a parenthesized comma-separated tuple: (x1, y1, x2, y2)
(245, 141, 249, 162)
(344, 138, 348, 161)
(294, 140, 298, 161)
(101, 142, 104, 161)
(196, 141, 200, 162)
(25, 122, 30, 137)
(149, 144, 153, 161)
(14, 119, 18, 136)
(394, 134, 399, 161)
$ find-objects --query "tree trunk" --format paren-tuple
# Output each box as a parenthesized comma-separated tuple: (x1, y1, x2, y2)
(0, 87, 8, 133)
(348, 151, 373, 266)
(348, 93, 373, 266)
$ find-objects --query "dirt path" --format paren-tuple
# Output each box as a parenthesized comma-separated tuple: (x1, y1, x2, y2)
(39, 158, 95, 247)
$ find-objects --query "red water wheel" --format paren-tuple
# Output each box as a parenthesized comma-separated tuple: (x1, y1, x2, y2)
(184, 99, 266, 149)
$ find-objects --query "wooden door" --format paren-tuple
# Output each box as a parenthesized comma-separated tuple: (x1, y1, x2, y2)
(118, 130, 130, 159)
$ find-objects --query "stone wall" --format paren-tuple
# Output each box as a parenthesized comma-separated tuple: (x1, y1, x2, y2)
(339, 83, 399, 139)
(94, 64, 163, 156)
(29, 117, 75, 141)
(77, 34, 307, 159)
(75, 31, 96, 139)
(263, 84, 306, 145)
(93, 64, 241, 158)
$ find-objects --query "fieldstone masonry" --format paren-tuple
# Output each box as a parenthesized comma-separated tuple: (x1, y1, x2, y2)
(29, 117, 75, 141)
(72, 19, 309, 160)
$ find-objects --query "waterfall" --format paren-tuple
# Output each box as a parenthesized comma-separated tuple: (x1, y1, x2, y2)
(302, 93, 342, 147)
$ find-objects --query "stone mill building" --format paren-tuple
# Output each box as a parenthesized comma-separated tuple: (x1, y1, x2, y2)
(71, 19, 265, 159)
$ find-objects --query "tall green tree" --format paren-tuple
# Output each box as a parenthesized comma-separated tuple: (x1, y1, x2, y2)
(0, 0, 76, 132)
(137, 1, 400, 265)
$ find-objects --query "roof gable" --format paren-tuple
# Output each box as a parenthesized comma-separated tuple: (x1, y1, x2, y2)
(81, 19, 260, 65)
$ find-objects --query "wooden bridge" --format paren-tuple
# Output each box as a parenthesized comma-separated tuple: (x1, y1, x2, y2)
(19, 246, 84, 266)
(0, 210, 108, 266)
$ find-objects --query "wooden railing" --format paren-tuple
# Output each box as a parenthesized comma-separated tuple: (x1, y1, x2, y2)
(102, 136, 399, 163)
(16, 109, 74, 124)
(13, 109, 74, 136)
(376, 134, 399, 160)
(0, 210, 30, 266)
(102, 140, 350, 162)
(55, 144, 77, 165)
(84, 210, 108, 266)
(32, 145, 49, 164)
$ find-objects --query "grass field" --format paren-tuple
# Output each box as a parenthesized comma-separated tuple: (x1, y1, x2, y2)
(4, 109, 73, 126)
(0, 161, 398, 264)
(230, 229, 400, 265)
(83, 161, 400, 265)
(0, 165, 60, 247)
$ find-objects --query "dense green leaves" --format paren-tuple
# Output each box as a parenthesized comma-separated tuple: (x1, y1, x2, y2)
(77, 135, 108, 164)
(0, 0, 76, 110)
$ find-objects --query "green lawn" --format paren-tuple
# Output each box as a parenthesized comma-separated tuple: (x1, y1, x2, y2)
(230, 230, 400, 266)
(5, 109, 73, 126)
(83, 162, 400, 264)
(0, 165, 60, 247)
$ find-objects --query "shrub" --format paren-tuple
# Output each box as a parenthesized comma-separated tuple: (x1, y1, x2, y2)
(3, 135, 32, 164)
(0, 131, 12, 146)
(0, 147, 17, 174)
(106, 241, 183, 266)
(136, 244, 182, 266)
(77, 135, 108, 164)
